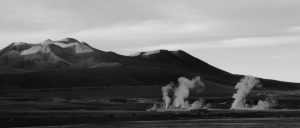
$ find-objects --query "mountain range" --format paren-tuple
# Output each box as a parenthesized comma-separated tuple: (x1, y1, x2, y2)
(0, 38, 299, 90)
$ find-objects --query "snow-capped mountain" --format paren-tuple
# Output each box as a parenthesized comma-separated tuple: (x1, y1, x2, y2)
(0, 38, 233, 80)
(0, 38, 234, 76)
(0, 38, 122, 69)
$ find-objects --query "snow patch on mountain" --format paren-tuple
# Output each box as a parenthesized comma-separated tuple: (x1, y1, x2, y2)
(54, 42, 93, 53)
(12, 42, 27, 46)
(57, 38, 79, 43)
(143, 50, 161, 56)
(130, 50, 163, 57)
(20, 44, 50, 55)
(47, 52, 72, 65)
(20, 38, 93, 55)
(130, 52, 143, 57)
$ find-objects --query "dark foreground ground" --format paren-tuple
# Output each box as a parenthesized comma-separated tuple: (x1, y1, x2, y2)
(1, 86, 300, 127)
(68, 118, 300, 128)
(1, 109, 300, 127)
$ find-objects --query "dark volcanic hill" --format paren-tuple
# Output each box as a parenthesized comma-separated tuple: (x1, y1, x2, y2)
(0, 38, 299, 90)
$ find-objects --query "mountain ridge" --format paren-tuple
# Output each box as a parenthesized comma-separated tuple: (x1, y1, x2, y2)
(0, 38, 299, 90)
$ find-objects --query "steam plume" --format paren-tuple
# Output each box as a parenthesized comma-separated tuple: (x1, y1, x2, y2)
(190, 98, 205, 110)
(173, 76, 205, 108)
(252, 94, 277, 110)
(161, 76, 205, 110)
(161, 82, 174, 108)
(231, 76, 262, 109)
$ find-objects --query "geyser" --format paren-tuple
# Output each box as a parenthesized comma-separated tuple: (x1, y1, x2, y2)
(161, 82, 175, 109)
(231, 76, 261, 109)
(231, 76, 276, 110)
(161, 76, 205, 110)
(173, 76, 205, 108)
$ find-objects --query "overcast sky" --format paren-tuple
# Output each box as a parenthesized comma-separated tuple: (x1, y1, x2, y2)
(0, 0, 300, 82)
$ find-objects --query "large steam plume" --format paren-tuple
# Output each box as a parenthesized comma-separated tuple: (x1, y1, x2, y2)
(161, 76, 205, 109)
(231, 76, 276, 110)
(173, 76, 205, 108)
(231, 76, 261, 109)
(231, 76, 262, 109)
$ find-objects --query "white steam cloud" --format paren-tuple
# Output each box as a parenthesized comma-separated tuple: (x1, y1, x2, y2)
(252, 94, 277, 110)
(231, 76, 276, 110)
(231, 76, 262, 109)
(161, 76, 205, 109)
(173, 76, 205, 108)
(161, 82, 175, 109)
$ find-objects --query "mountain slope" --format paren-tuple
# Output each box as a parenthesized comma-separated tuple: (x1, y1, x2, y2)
(0, 38, 299, 91)
(0, 38, 128, 69)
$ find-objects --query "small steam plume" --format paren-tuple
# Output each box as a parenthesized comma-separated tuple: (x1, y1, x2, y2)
(231, 76, 276, 110)
(161, 82, 175, 109)
(160, 76, 205, 109)
(252, 100, 271, 110)
(190, 98, 205, 110)
(252, 94, 277, 110)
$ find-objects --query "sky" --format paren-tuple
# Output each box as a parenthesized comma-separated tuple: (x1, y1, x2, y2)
(0, 0, 299, 82)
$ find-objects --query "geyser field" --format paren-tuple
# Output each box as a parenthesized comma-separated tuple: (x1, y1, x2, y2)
(1, 75, 300, 127)
(148, 75, 276, 112)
